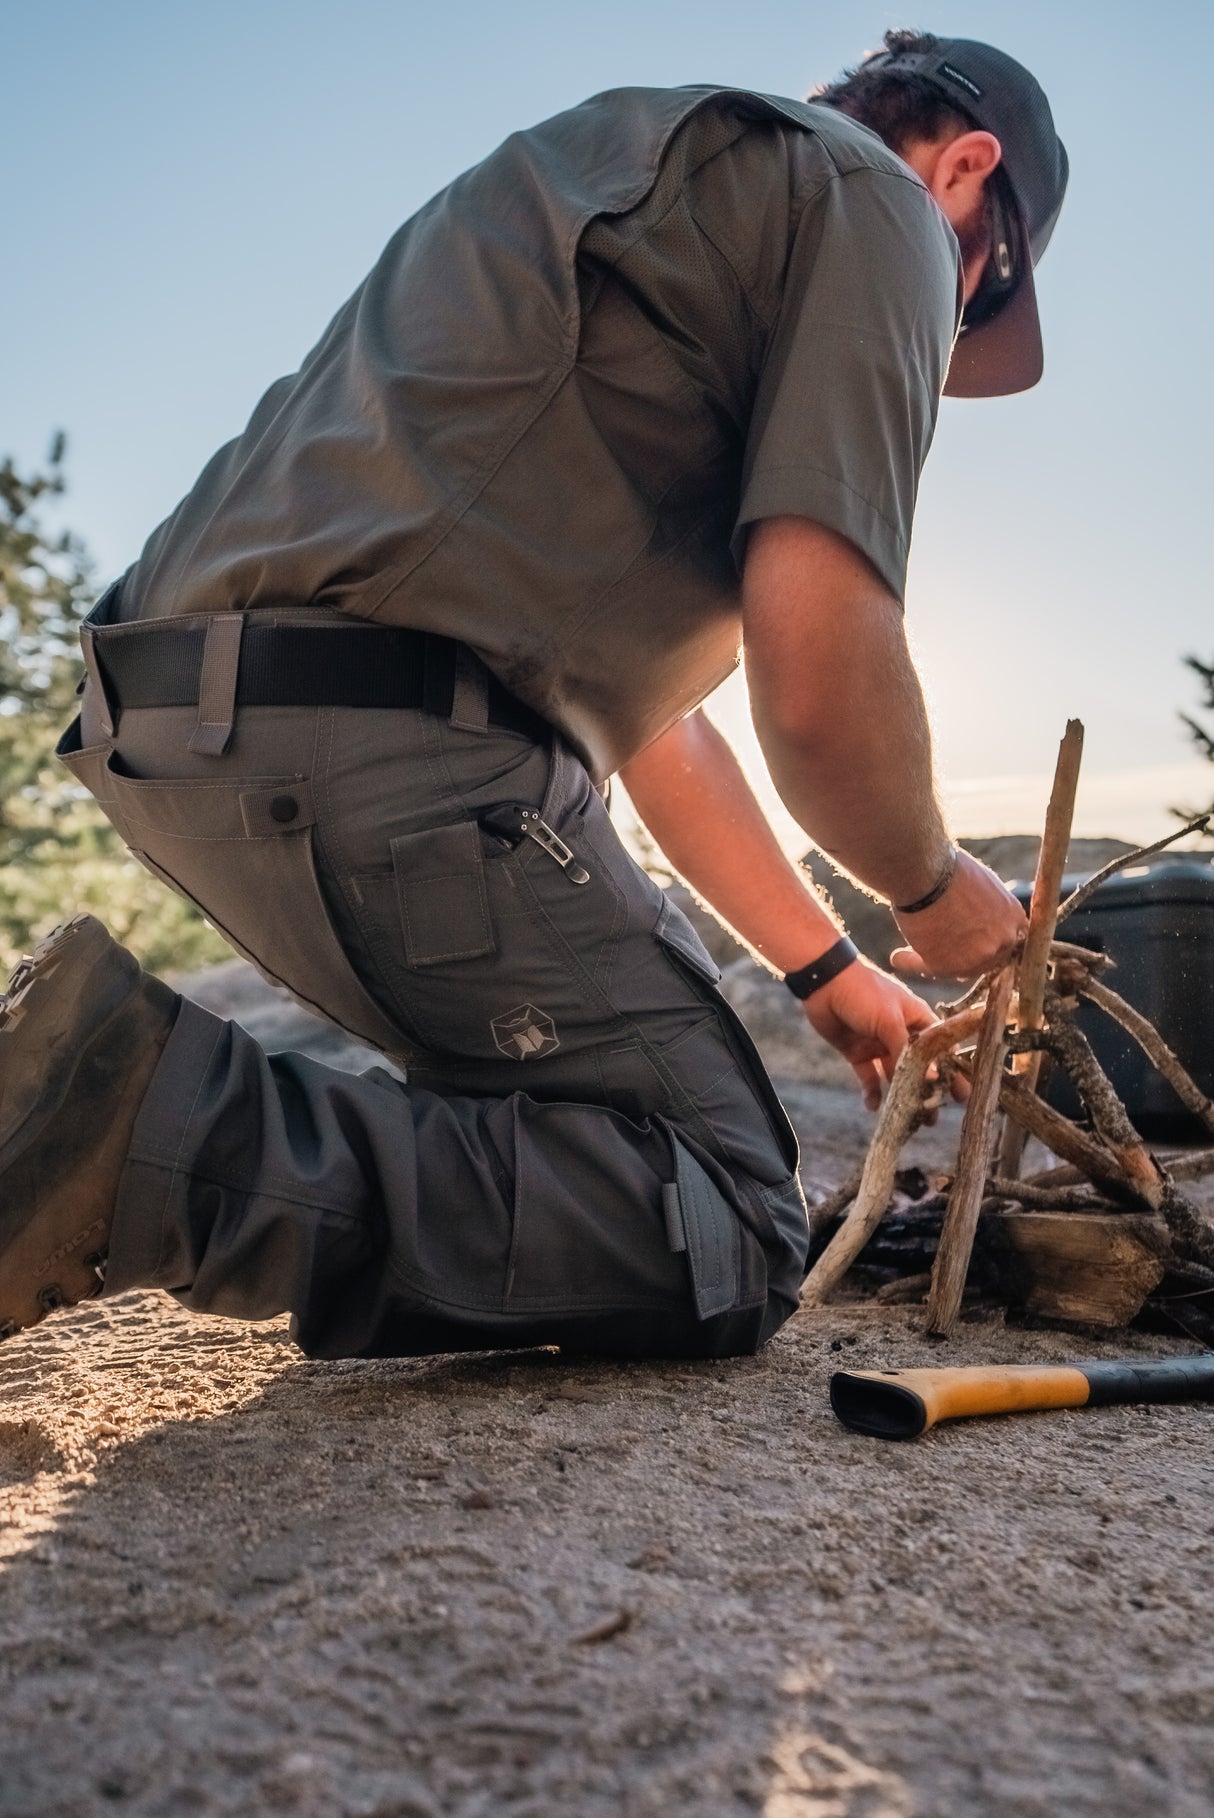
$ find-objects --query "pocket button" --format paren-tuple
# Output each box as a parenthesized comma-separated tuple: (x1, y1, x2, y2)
(269, 794, 300, 824)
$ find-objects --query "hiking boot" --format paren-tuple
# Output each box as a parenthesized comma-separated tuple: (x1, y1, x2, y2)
(0, 916, 179, 1340)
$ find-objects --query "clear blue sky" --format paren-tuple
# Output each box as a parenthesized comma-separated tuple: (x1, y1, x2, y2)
(6, 0, 1213, 830)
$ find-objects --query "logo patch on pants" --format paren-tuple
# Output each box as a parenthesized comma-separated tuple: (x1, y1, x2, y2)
(491, 1004, 559, 1060)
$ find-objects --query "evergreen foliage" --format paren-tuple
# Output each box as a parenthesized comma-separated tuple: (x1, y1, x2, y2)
(1178, 654, 1214, 827)
(0, 444, 230, 973)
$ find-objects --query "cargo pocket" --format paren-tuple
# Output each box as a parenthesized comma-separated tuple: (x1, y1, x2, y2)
(92, 754, 408, 1056)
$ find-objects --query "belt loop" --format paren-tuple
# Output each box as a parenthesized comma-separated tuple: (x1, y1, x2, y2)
(188, 613, 245, 756)
(80, 627, 116, 739)
(449, 642, 490, 734)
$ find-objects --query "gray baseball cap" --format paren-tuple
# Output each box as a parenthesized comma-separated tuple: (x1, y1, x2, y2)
(862, 36, 1068, 398)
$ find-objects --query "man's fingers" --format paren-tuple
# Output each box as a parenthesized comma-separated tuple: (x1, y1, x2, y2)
(852, 1059, 883, 1112)
(878, 1010, 910, 1066)
(889, 946, 927, 976)
(903, 994, 939, 1033)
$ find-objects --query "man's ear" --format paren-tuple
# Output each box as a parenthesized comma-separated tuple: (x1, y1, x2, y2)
(930, 129, 1003, 206)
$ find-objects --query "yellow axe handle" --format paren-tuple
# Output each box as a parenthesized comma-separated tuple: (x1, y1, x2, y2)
(830, 1356, 1214, 1440)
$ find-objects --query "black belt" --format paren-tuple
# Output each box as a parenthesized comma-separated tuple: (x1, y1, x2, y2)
(90, 622, 548, 739)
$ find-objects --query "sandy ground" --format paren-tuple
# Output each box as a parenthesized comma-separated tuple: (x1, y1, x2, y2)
(2, 1045, 1212, 1818)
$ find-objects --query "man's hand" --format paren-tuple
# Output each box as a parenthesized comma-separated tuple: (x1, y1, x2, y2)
(890, 848, 1027, 979)
(803, 959, 939, 1111)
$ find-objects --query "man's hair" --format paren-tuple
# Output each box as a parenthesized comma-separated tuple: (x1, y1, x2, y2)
(811, 29, 974, 155)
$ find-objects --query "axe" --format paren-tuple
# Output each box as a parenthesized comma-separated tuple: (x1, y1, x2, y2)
(831, 1355, 1214, 1440)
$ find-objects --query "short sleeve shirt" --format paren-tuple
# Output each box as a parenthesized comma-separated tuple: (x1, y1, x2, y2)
(121, 87, 961, 781)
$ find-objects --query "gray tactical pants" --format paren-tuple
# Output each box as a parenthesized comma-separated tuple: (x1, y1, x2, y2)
(60, 613, 809, 1359)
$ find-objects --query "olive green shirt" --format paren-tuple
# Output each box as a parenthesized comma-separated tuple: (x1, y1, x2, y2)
(122, 86, 961, 780)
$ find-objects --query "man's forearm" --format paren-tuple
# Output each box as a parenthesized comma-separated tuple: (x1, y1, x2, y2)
(743, 518, 952, 905)
(619, 710, 844, 975)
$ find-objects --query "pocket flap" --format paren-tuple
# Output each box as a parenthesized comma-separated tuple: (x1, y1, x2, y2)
(392, 822, 496, 967)
(669, 1135, 742, 1319)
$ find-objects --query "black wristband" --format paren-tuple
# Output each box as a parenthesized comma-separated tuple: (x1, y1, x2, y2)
(783, 936, 860, 1001)
(893, 845, 958, 916)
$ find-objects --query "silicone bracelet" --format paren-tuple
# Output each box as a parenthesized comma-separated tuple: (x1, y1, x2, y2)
(893, 845, 958, 916)
(783, 936, 860, 1001)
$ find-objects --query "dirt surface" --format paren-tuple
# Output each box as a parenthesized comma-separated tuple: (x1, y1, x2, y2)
(2, 1052, 1212, 1818)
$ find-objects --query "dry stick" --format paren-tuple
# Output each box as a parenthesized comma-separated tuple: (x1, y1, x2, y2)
(1158, 1182, 1214, 1272)
(806, 1170, 863, 1238)
(1055, 813, 1211, 927)
(800, 1005, 985, 1308)
(1166, 1146, 1214, 1182)
(1078, 976, 1214, 1139)
(1023, 1146, 1214, 1191)
(947, 1054, 1145, 1206)
(983, 1176, 1117, 1211)
(998, 719, 1085, 1178)
(1023, 1160, 1085, 1188)
(1039, 988, 1164, 1207)
(1035, 992, 1214, 1270)
(1050, 939, 1114, 972)
(926, 966, 1016, 1335)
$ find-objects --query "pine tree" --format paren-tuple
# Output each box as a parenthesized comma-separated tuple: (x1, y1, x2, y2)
(1177, 654, 1214, 827)
(0, 443, 229, 972)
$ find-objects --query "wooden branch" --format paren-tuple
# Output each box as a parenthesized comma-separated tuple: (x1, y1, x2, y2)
(1038, 989, 1164, 1208)
(1056, 813, 1211, 926)
(1044, 1148, 1214, 1187)
(800, 1005, 985, 1308)
(1023, 1160, 1085, 1189)
(984, 1176, 1117, 1211)
(1005, 1029, 1051, 1054)
(800, 1051, 930, 1309)
(947, 1054, 1148, 1206)
(927, 966, 1016, 1335)
(806, 1170, 863, 1238)
(1049, 939, 1114, 972)
(999, 719, 1084, 1176)
(1023, 992, 1214, 1269)
(1165, 1146, 1214, 1182)
(1078, 976, 1214, 1139)
(1158, 1181, 1214, 1272)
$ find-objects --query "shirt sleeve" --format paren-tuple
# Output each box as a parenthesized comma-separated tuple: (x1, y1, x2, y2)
(733, 163, 962, 601)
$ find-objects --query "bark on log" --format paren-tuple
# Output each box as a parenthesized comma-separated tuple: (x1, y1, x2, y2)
(985, 1211, 1170, 1328)
(927, 966, 1016, 1335)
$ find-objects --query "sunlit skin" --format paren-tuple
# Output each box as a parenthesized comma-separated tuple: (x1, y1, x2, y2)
(620, 127, 1023, 1110)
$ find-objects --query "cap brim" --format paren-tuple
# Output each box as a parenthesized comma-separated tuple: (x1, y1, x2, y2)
(943, 213, 1044, 399)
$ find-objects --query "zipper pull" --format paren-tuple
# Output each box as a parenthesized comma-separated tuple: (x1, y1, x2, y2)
(479, 805, 590, 884)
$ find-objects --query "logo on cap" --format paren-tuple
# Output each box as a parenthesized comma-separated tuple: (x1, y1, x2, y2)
(938, 62, 985, 100)
(491, 1003, 560, 1060)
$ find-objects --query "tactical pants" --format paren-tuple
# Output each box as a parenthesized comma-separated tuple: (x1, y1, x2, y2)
(59, 610, 808, 1359)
